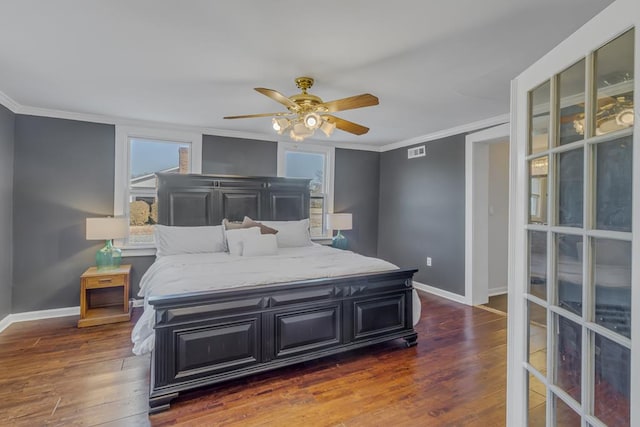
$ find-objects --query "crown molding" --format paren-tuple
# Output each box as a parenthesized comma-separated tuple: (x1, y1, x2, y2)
(0, 91, 508, 154)
(0, 90, 20, 113)
(379, 113, 510, 152)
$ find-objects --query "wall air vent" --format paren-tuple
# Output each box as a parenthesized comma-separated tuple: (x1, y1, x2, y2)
(407, 145, 426, 159)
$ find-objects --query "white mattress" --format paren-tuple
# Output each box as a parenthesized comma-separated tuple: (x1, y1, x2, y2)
(131, 245, 422, 355)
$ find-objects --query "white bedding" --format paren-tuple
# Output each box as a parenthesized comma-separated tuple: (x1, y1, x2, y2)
(131, 244, 422, 355)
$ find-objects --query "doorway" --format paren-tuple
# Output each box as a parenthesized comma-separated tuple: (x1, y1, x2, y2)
(465, 123, 510, 306)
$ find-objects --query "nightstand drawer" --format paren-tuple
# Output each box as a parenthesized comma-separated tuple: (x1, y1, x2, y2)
(85, 274, 126, 289)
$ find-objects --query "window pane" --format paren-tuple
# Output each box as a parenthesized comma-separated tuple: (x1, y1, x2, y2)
(593, 239, 631, 338)
(554, 394, 581, 426)
(556, 234, 583, 315)
(557, 149, 583, 227)
(595, 136, 633, 232)
(594, 333, 630, 426)
(129, 138, 190, 244)
(529, 231, 547, 300)
(554, 314, 581, 403)
(594, 29, 634, 136)
(528, 300, 547, 375)
(309, 196, 325, 237)
(558, 59, 586, 145)
(528, 372, 546, 427)
(530, 81, 551, 154)
(529, 157, 548, 224)
(285, 151, 325, 193)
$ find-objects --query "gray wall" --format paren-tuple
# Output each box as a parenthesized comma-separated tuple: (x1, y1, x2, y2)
(334, 149, 380, 257)
(13, 116, 115, 312)
(378, 135, 466, 296)
(0, 105, 14, 319)
(203, 135, 277, 176)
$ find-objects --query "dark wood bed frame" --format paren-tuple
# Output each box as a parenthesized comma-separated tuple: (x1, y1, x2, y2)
(147, 173, 418, 413)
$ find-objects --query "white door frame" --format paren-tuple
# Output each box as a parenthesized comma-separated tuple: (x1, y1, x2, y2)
(465, 123, 510, 305)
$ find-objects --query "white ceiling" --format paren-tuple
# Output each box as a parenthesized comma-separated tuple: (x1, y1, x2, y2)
(0, 0, 613, 147)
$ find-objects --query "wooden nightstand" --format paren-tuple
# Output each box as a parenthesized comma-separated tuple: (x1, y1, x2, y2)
(78, 264, 132, 328)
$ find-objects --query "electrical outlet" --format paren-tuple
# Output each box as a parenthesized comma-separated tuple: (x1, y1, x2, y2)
(426, 257, 432, 267)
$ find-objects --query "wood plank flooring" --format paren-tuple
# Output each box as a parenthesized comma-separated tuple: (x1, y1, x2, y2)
(0, 292, 507, 426)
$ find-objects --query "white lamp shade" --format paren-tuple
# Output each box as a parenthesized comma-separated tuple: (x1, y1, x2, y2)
(86, 217, 129, 240)
(326, 213, 352, 231)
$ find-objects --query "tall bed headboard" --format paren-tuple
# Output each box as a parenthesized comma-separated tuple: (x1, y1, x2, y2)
(156, 173, 311, 226)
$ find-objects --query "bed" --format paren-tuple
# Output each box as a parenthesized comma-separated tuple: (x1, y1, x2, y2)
(135, 173, 420, 413)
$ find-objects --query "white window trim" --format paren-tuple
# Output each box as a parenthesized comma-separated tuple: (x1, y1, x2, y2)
(277, 141, 335, 239)
(114, 125, 202, 257)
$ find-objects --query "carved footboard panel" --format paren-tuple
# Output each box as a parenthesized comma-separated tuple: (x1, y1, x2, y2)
(147, 268, 418, 413)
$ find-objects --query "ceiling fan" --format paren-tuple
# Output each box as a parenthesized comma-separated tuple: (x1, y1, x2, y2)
(223, 77, 379, 141)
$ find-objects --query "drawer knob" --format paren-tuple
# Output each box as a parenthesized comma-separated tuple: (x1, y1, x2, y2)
(98, 278, 112, 283)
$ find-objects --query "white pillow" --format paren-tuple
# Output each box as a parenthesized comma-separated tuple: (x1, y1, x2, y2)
(259, 218, 313, 248)
(154, 225, 225, 257)
(242, 234, 278, 256)
(225, 227, 261, 256)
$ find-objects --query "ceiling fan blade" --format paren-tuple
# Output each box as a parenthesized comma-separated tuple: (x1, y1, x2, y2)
(323, 115, 370, 135)
(223, 112, 287, 119)
(255, 88, 299, 110)
(320, 94, 379, 113)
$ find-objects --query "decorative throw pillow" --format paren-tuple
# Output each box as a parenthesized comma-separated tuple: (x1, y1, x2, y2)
(154, 225, 226, 257)
(259, 218, 313, 248)
(242, 234, 278, 256)
(222, 218, 244, 230)
(242, 216, 278, 235)
(225, 227, 261, 256)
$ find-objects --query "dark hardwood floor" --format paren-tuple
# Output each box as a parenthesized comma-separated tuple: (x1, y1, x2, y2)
(0, 292, 507, 426)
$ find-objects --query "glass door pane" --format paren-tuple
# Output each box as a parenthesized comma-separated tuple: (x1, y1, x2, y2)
(529, 231, 547, 300)
(558, 59, 586, 145)
(530, 81, 551, 154)
(529, 156, 549, 224)
(528, 373, 547, 426)
(593, 238, 632, 338)
(594, 333, 631, 425)
(594, 30, 634, 136)
(595, 136, 633, 232)
(557, 149, 584, 227)
(556, 234, 583, 314)
(554, 314, 582, 403)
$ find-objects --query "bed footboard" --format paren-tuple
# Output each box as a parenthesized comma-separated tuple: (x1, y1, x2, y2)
(147, 268, 418, 413)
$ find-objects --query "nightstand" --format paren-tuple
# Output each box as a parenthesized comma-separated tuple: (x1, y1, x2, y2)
(78, 264, 132, 328)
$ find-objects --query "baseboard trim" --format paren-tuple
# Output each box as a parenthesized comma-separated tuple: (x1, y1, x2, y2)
(0, 314, 12, 334)
(488, 287, 508, 297)
(0, 298, 143, 334)
(413, 281, 468, 305)
(0, 306, 80, 333)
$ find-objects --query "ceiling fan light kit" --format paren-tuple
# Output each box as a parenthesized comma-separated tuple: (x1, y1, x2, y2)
(224, 77, 379, 142)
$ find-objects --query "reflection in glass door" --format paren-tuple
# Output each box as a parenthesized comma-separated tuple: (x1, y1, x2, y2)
(518, 26, 636, 427)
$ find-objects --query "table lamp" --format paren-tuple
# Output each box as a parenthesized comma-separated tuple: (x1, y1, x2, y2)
(86, 217, 129, 270)
(326, 213, 352, 250)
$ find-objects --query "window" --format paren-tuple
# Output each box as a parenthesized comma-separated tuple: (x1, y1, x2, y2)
(114, 126, 202, 255)
(277, 141, 334, 238)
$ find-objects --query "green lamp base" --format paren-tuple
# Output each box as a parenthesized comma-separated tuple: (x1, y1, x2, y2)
(96, 240, 122, 270)
(331, 230, 348, 250)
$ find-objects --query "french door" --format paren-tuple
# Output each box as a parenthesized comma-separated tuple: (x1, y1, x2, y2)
(508, 1, 639, 426)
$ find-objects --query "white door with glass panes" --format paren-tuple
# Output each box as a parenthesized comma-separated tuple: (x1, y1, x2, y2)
(508, 1, 638, 426)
